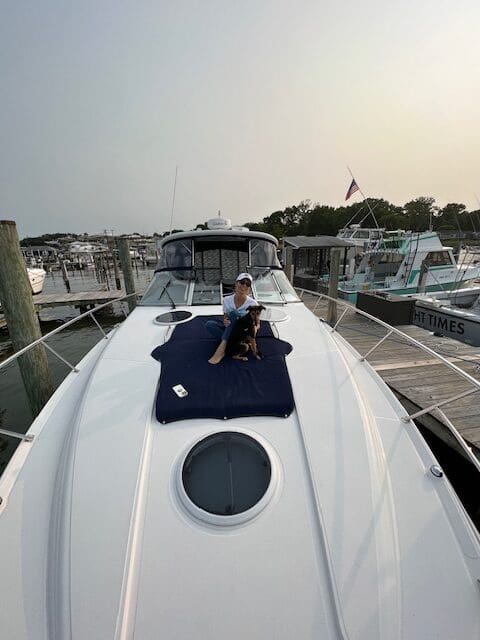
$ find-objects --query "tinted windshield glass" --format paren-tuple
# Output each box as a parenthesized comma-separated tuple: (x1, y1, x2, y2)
(272, 271, 300, 301)
(140, 270, 192, 306)
(140, 269, 224, 306)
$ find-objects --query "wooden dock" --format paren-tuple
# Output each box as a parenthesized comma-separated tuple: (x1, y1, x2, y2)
(300, 293, 480, 449)
(31, 290, 127, 310)
(0, 291, 128, 329)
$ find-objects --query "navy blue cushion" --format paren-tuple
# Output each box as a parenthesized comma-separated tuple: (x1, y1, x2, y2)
(151, 315, 294, 423)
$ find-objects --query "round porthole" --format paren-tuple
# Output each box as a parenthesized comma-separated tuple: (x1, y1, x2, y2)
(154, 310, 192, 324)
(181, 432, 272, 518)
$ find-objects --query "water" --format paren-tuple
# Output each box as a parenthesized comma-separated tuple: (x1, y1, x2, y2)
(0, 264, 155, 474)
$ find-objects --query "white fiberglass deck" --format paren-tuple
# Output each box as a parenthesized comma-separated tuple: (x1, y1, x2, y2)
(0, 303, 479, 639)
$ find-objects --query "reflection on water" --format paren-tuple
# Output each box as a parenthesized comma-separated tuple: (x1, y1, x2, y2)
(0, 265, 154, 474)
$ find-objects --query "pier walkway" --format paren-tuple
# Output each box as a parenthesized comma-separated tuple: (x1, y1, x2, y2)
(301, 292, 480, 449)
(0, 290, 128, 329)
(31, 290, 127, 309)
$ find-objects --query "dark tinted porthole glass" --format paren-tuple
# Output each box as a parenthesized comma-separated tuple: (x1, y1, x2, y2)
(155, 310, 192, 324)
(182, 432, 271, 516)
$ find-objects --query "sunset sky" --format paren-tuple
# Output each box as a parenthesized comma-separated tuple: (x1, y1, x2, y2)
(1, 0, 479, 236)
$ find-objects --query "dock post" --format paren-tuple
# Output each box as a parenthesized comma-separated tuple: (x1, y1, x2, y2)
(284, 247, 294, 283)
(60, 259, 71, 292)
(111, 243, 122, 290)
(117, 238, 137, 313)
(326, 248, 341, 326)
(0, 220, 53, 416)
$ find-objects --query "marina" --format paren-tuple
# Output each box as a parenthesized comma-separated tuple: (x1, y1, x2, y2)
(0, 221, 479, 638)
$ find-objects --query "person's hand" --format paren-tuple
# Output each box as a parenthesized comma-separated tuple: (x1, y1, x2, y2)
(223, 315, 230, 327)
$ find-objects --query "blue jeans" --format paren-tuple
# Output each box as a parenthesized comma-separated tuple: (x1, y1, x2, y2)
(206, 311, 242, 342)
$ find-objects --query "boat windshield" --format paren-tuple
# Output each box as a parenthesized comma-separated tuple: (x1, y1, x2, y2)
(140, 268, 299, 306)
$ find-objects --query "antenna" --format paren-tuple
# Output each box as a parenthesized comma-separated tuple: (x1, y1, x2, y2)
(169, 165, 178, 235)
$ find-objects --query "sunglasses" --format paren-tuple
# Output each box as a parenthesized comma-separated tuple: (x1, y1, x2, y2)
(237, 279, 251, 286)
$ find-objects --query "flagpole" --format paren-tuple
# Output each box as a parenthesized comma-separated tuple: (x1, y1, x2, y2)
(346, 166, 380, 229)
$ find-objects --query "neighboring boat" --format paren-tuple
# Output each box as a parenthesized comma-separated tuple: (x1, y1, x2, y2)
(0, 219, 479, 638)
(338, 231, 480, 302)
(412, 284, 480, 308)
(413, 295, 480, 346)
(27, 266, 46, 294)
(337, 224, 385, 256)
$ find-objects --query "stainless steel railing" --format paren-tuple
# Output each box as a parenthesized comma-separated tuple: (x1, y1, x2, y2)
(0, 291, 138, 442)
(296, 287, 480, 427)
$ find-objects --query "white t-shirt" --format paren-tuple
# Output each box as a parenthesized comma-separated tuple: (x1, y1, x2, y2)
(223, 294, 256, 316)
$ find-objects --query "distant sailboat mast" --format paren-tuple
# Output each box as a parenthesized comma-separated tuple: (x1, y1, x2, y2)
(169, 165, 179, 235)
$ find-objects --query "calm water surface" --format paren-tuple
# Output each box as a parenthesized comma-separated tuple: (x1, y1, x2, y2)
(0, 265, 155, 473)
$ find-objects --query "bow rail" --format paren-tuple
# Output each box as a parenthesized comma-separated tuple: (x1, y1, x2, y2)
(296, 288, 480, 459)
(0, 291, 138, 442)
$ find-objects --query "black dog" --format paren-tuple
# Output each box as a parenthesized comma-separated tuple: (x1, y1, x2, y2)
(225, 305, 266, 361)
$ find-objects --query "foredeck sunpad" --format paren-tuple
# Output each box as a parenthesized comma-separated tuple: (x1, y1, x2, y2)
(151, 316, 294, 423)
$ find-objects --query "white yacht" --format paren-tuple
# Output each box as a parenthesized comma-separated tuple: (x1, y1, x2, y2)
(337, 224, 386, 257)
(27, 266, 46, 294)
(0, 221, 479, 639)
(338, 231, 480, 302)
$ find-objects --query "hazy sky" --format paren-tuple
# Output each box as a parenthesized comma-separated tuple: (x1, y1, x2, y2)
(1, 0, 479, 237)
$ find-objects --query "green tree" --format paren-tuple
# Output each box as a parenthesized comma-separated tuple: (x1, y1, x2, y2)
(403, 197, 438, 231)
(438, 203, 466, 231)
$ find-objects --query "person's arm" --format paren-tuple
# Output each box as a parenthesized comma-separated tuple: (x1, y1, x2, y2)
(223, 296, 231, 326)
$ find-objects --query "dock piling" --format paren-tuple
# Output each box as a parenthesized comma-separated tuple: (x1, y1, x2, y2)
(0, 220, 53, 416)
(326, 248, 341, 325)
(117, 238, 137, 313)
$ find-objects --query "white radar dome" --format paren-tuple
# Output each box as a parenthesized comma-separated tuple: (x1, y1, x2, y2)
(207, 217, 232, 230)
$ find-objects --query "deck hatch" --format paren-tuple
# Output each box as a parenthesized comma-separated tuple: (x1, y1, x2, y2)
(182, 432, 271, 516)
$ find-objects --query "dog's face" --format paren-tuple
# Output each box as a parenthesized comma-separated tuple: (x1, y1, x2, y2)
(246, 305, 265, 322)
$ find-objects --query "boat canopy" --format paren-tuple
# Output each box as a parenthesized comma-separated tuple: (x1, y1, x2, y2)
(157, 231, 280, 271)
(143, 230, 298, 306)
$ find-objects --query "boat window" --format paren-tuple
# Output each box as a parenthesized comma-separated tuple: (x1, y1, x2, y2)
(158, 239, 192, 269)
(378, 253, 404, 264)
(140, 270, 192, 306)
(250, 239, 281, 267)
(354, 230, 370, 239)
(182, 432, 271, 516)
(192, 271, 222, 305)
(272, 271, 300, 301)
(426, 251, 453, 266)
(251, 270, 284, 303)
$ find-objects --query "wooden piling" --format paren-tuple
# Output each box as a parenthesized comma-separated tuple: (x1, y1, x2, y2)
(112, 249, 122, 290)
(60, 259, 71, 292)
(326, 248, 341, 325)
(0, 221, 53, 416)
(117, 238, 137, 312)
(284, 247, 294, 283)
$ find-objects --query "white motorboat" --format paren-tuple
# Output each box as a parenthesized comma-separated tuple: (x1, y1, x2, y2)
(27, 266, 46, 294)
(0, 220, 479, 639)
(338, 231, 480, 302)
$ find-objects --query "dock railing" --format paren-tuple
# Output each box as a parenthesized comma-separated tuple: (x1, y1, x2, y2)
(0, 291, 138, 443)
(296, 288, 480, 467)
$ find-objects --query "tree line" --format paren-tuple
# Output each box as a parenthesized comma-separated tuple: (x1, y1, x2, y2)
(19, 196, 480, 245)
(243, 197, 480, 238)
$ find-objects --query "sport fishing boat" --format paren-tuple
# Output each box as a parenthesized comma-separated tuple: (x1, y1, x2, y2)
(27, 266, 46, 294)
(0, 219, 479, 639)
(338, 231, 480, 302)
(337, 224, 386, 254)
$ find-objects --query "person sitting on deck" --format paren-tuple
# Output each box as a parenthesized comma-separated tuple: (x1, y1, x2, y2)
(207, 273, 258, 364)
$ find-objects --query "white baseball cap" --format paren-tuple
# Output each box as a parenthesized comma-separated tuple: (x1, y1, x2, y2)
(236, 273, 253, 283)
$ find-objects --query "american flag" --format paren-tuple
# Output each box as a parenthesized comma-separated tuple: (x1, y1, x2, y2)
(345, 178, 360, 200)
